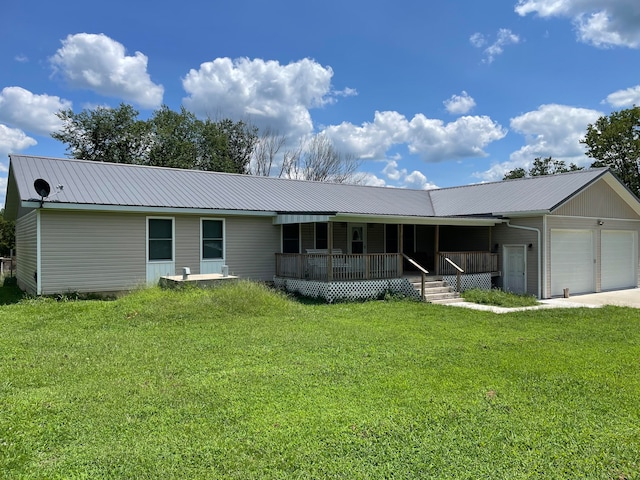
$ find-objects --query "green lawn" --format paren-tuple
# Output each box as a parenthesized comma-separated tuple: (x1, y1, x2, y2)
(0, 282, 638, 479)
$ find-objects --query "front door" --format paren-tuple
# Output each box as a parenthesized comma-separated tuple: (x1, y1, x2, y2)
(350, 224, 366, 254)
(503, 245, 526, 294)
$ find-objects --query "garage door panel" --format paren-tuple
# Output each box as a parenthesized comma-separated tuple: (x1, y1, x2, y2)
(601, 230, 636, 291)
(551, 229, 594, 296)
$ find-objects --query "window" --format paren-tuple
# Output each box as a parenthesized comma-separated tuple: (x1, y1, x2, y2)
(148, 218, 173, 261)
(202, 219, 224, 259)
(316, 223, 328, 249)
(282, 224, 300, 253)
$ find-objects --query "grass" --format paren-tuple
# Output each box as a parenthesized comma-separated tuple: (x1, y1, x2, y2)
(0, 281, 639, 479)
(462, 288, 539, 307)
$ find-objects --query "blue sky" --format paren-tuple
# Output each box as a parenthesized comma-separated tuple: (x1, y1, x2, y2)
(2, 0, 640, 205)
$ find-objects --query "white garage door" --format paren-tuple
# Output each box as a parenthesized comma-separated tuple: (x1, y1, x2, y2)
(601, 230, 637, 291)
(551, 229, 594, 296)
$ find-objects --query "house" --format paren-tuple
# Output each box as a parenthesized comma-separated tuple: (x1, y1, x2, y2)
(4, 154, 640, 300)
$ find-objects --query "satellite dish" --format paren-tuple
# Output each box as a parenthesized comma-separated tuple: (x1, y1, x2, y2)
(34, 179, 51, 198)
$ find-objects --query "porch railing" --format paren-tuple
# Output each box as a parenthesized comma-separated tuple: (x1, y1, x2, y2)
(438, 251, 498, 275)
(275, 253, 403, 282)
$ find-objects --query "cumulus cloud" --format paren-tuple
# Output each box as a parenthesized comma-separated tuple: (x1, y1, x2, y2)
(50, 33, 164, 108)
(605, 85, 640, 107)
(516, 0, 640, 48)
(324, 111, 506, 163)
(0, 87, 71, 135)
(471, 29, 520, 63)
(182, 57, 349, 138)
(381, 160, 438, 190)
(0, 123, 37, 166)
(444, 91, 476, 115)
(474, 103, 602, 182)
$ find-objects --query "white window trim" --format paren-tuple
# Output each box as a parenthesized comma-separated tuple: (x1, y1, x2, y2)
(200, 218, 226, 261)
(146, 216, 175, 263)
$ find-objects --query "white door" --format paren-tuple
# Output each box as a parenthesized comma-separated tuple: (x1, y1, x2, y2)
(503, 245, 526, 294)
(601, 230, 637, 291)
(146, 217, 176, 285)
(550, 229, 594, 296)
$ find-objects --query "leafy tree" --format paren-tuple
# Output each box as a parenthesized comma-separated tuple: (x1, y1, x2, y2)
(503, 157, 582, 180)
(52, 104, 258, 174)
(0, 210, 15, 257)
(582, 106, 640, 197)
(52, 103, 150, 164)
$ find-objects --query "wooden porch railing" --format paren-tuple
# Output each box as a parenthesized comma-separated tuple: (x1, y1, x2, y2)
(275, 253, 403, 282)
(402, 254, 428, 298)
(438, 251, 498, 275)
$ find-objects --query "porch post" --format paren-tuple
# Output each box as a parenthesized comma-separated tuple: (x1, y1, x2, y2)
(399, 224, 404, 276)
(435, 225, 440, 275)
(327, 222, 333, 282)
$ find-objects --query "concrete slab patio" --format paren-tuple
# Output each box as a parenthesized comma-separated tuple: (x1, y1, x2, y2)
(448, 288, 640, 313)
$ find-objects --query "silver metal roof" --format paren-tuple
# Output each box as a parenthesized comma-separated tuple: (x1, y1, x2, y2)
(7, 155, 435, 217)
(5, 154, 616, 220)
(429, 168, 608, 216)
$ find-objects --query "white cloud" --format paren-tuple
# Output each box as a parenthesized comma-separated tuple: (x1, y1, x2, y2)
(381, 160, 438, 190)
(15, 54, 28, 63)
(605, 85, 640, 107)
(358, 172, 387, 187)
(471, 29, 520, 63)
(469, 33, 487, 48)
(324, 111, 506, 163)
(0, 87, 71, 135)
(0, 124, 37, 153)
(50, 33, 164, 108)
(182, 57, 347, 138)
(516, 0, 640, 48)
(444, 91, 476, 115)
(473, 103, 602, 182)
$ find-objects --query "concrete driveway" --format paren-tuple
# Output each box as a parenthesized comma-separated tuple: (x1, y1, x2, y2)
(450, 288, 640, 313)
(541, 288, 640, 309)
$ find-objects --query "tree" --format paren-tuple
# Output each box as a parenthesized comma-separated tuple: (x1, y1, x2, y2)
(52, 104, 258, 174)
(0, 210, 15, 257)
(503, 157, 582, 180)
(52, 103, 150, 164)
(251, 127, 287, 176)
(582, 106, 640, 197)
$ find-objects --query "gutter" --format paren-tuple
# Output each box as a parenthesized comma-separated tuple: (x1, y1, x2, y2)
(504, 220, 542, 299)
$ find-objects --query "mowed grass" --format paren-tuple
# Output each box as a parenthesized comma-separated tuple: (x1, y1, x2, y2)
(0, 282, 639, 479)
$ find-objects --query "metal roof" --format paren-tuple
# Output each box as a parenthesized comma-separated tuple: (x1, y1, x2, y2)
(429, 168, 609, 216)
(5, 155, 624, 221)
(7, 155, 435, 217)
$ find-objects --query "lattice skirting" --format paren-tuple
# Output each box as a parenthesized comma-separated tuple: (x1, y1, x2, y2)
(274, 277, 421, 303)
(442, 273, 492, 292)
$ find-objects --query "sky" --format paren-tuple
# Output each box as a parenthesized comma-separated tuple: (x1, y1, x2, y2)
(2, 0, 640, 206)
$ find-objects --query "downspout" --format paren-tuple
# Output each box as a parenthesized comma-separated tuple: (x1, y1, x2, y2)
(504, 220, 541, 299)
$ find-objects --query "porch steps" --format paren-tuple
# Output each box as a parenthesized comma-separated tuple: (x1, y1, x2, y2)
(406, 277, 463, 304)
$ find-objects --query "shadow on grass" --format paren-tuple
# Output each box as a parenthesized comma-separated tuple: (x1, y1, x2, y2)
(0, 277, 24, 305)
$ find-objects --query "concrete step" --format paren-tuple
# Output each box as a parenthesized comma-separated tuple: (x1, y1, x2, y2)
(424, 291, 460, 301)
(414, 286, 452, 294)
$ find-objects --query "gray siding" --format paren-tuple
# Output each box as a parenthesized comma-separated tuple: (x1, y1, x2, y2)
(301, 223, 314, 252)
(554, 179, 639, 219)
(226, 216, 280, 280)
(40, 211, 146, 294)
(175, 216, 200, 274)
(367, 223, 384, 253)
(16, 210, 38, 295)
(333, 223, 348, 251)
(492, 218, 542, 297)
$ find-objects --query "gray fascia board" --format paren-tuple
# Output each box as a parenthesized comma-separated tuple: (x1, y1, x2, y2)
(21, 201, 277, 217)
(333, 213, 500, 226)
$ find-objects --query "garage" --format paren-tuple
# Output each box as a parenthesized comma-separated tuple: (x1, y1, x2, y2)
(550, 229, 594, 296)
(601, 230, 637, 291)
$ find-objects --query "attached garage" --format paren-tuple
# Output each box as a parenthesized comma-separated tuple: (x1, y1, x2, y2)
(601, 230, 637, 291)
(550, 229, 595, 296)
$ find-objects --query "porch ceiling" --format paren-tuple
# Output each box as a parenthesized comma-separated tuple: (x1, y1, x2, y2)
(274, 212, 501, 226)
